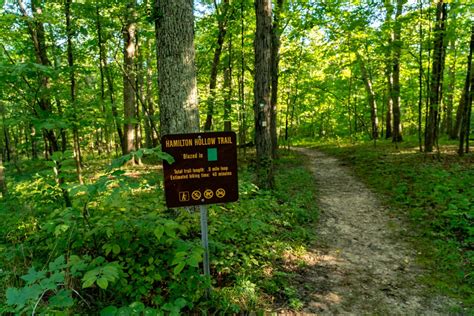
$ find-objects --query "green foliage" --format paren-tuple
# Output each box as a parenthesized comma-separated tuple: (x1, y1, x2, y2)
(1, 150, 318, 313)
(5, 255, 73, 314)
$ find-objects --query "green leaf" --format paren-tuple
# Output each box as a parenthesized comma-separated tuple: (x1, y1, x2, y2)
(174, 298, 187, 309)
(20, 267, 46, 284)
(112, 244, 121, 255)
(48, 289, 74, 308)
(97, 277, 109, 289)
(102, 265, 119, 281)
(51, 151, 62, 162)
(82, 277, 95, 288)
(173, 262, 186, 276)
(39, 277, 57, 291)
(134, 150, 144, 159)
(111, 170, 126, 176)
(49, 271, 65, 284)
(100, 306, 118, 316)
(82, 269, 98, 288)
(6, 288, 22, 306)
(129, 301, 145, 313)
(153, 226, 164, 240)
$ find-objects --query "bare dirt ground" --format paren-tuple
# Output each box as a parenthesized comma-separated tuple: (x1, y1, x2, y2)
(287, 148, 459, 315)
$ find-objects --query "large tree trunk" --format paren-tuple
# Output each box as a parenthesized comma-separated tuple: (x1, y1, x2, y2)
(425, 1, 448, 152)
(204, 0, 229, 131)
(458, 25, 474, 155)
(155, 0, 200, 136)
(356, 51, 379, 139)
(254, 0, 274, 189)
(65, 0, 83, 184)
(392, 0, 404, 142)
(123, 0, 137, 154)
(270, 0, 284, 158)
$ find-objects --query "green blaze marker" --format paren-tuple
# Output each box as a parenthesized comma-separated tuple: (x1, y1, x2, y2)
(207, 148, 217, 161)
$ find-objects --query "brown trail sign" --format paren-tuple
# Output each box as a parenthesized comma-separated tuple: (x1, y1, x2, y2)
(161, 131, 239, 208)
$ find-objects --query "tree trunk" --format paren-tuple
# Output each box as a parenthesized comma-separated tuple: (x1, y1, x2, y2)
(384, 0, 394, 139)
(0, 153, 6, 198)
(254, 0, 274, 189)
(155, 0, 200, 136)
(95, 1, 110, 153)
(425, 1, 447, 152)
(223, 40, 233, 132)
(2, 113, 11, 162)
(204, 0, 229, 131)
(444, 37, 456, 136)
(356, 51, 379, 139)
(270, 0, 284, 158)
(123, 0, 137, 154)
(145, 64, 158, 146)
(392, 0, 404, 142)
(418, 0, 423, 151)
(238, 0, 247, 152)
(65, 0, 83, 184)
(96, 3, 123, 151)
(458, 25, 474, 155)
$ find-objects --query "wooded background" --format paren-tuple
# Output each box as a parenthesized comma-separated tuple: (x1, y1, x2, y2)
(1, 1, 472, 185)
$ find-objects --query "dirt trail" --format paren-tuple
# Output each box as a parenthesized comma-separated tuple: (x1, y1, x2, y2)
(290, 148, 457, 315)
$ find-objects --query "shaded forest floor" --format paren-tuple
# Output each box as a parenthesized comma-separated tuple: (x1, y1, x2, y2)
(0, 139, 472, 314)
(280, 138, 472, 314)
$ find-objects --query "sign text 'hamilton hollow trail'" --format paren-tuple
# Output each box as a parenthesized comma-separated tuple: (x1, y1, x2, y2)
(162, 132, 238, 208)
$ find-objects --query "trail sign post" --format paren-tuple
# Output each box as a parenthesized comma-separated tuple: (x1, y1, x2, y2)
(161, 131, 238, 296)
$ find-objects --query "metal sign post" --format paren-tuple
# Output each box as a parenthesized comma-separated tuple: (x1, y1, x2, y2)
(199, 205, 211, 296)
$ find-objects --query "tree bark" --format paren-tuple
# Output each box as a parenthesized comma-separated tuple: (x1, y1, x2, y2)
(444, 37, 456, 136)
(123, 0, 137, 154)
(458, 25, 474, 155)
(418, 0, 423, 151)
(204, 0, 229, 131)
(254, 0, 274, 189)
(238, 0, 247, 152)
(223, 41, 233, 132)
(0, 153, 6, 198)
(384, 0, 394, 139)
(270, 0, 284, 157)
(392, 0, 404, 142)
(65, 0, 83, 184)
(155, 0, 200, 136)
(145, 64, 158, 146)
(425, 1, 447, 152)
(96, 3, 123, 151)
(356, 51, 379, 139)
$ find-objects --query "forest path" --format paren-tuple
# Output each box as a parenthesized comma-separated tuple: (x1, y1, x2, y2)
(290, 147, 456, 315)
